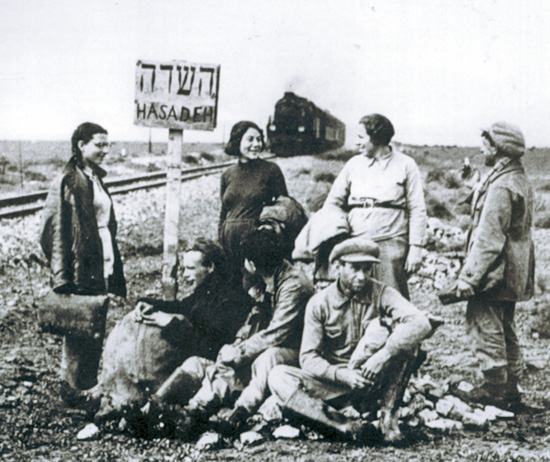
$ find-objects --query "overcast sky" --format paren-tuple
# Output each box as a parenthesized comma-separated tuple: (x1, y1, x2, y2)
(1, 0, 549, 146)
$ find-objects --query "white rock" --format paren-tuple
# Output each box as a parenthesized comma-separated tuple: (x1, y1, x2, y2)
(418, 409, 438, 423)
(472, 408, 495, 421)
(398, 406, 414, 419)
(462, 411, 488, 428)
(402, 388, 412, 404)
(425, 418, 463, 431)
(410, 376, 439, 394)
(435, 398, 454, 417)
(196, 432, 221, 450)
(484, 405, 515, 420)
(76, 423, 99, 441)
(340, 405, 361, 419)
(240, 431, 264, 446)
(406, 417, 420, 428)
(457, 381, 474, 393)
(408, 393, 429, 413)
(427, 386, 447, 400)
(258, 395, 283, 423)
(118, 418, 128, 432)
(446, 396, 472, 420)
(273, 424, 301, 439)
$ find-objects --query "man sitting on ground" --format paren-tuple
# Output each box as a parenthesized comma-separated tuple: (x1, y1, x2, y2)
(141, 228, 314, 439)
(67, 239, 250, 418)
(268, 237, 433, 443)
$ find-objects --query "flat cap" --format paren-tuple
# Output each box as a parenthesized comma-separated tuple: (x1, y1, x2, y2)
(483, 121, 525, 158)
(329, 237, 381, 264)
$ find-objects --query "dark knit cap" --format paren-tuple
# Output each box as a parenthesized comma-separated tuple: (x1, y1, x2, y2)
(329, 237, 381, 264)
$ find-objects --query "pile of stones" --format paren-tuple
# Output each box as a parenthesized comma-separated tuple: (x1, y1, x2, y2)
(145, 374, 515, 450)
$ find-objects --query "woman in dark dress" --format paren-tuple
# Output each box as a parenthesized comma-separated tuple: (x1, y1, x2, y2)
(219, 121, 288, 275)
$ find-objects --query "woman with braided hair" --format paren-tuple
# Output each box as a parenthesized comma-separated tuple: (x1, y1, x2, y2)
(40, 122, 126, 391)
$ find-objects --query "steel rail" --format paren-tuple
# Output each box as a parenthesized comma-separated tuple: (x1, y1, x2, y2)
(0, 156, 275, 220)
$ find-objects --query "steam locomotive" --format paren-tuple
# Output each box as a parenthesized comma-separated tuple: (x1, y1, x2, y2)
(267, 92, 346, 156)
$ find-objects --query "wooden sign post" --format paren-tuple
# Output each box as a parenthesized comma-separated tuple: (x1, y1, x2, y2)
(134, 59, 220, 299)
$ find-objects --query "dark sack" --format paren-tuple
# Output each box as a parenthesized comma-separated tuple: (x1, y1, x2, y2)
(260, 195, 308, 245)
(37, 291, 109, 338)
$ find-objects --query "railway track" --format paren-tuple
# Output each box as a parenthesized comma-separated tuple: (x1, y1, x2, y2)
(0, 159, 260, 220)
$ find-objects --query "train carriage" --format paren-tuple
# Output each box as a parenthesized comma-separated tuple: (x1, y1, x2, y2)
(267, 92, 345, 156)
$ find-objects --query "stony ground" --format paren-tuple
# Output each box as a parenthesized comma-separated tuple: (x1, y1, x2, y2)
(1, 148, 550, 461)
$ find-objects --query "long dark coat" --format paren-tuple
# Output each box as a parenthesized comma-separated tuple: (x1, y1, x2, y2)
(459, 159, 535, 301)
(40, 157, 126, 297)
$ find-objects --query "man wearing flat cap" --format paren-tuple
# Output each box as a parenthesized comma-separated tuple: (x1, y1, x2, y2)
(451, 122, 534, 409)
(322, 114, 427, 299)
(268, 237, 432, 443)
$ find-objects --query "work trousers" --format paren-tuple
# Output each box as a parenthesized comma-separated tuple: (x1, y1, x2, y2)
(371, 237, 410, 299)
(269, 350, 416, 415)
(466, 296, 522, 383)
(175, 347, 298, 413)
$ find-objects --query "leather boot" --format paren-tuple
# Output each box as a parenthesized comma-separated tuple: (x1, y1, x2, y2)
(152, 366, 202, 405)
(285, 389, 379, 442)
(173, 405, 211, 441)
(505, 375, 522, 407)
(215, 406, 250, 436)
(378, 351, 419, 442)
(455, 381, 507, 407)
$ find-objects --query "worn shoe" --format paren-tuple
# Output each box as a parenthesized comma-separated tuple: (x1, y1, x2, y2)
(173, 406, 210, 441)
(504, 387, 545, 414)
(60, 381, 100, 415)
(346, 420, 382, 444)
(215, 406, 250, 436)
(453, 382, 507, 408)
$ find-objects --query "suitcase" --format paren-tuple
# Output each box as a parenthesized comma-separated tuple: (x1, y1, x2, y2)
(37, 291, 109, 338)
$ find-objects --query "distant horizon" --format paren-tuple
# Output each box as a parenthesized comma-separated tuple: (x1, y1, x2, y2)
(2, 138, 549, 150)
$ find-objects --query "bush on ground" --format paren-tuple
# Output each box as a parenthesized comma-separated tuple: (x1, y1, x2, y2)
(182, 155, 199, 164)
(319, 149, 357, 162)
(25, 170, 48, 182)
(426, 168, 462, 189)
(534, 194, 550, 228)
(425, 189, 454, 220)
(146, 163, 162, 172)
(200, 152, 215, 162)
(314, 172, 336, 184)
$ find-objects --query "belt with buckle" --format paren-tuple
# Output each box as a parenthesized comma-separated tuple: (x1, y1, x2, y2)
(349, 199, 405, 210)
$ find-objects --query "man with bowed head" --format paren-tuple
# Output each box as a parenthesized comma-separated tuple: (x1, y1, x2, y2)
(268, 237, 433, 443)
(323, 114, 427, 299)
(451, 122, 534, 410)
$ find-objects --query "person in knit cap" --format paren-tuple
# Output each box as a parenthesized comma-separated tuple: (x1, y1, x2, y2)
(450, 121, 534, 410)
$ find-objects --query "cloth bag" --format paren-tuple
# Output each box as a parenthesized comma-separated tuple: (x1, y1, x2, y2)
(37, 291, 109, 338)
(91, 304, 193, 415)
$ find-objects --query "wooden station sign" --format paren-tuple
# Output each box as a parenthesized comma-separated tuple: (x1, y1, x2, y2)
(134, 59, 220, 131)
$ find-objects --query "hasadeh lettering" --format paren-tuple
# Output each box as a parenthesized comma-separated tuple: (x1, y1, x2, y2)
(135, 103, 214, 123)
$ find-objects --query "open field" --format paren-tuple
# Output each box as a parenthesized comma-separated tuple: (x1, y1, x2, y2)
(1, 143, 550, 461)
(0, 140, 231, 197)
